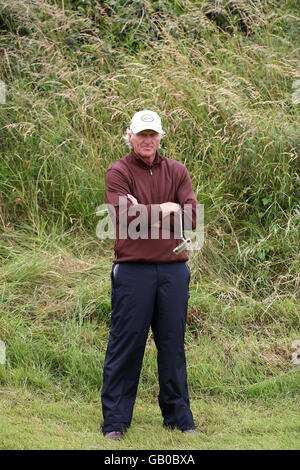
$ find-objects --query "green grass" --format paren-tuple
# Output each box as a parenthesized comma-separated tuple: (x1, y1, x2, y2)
(0, 0, 299, 450)
(1, 387, 299, 450)
(0, 218, 299, 450)
(0, 228, 299, 399)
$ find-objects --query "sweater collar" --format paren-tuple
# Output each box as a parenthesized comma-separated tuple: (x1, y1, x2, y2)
(129, 149, 163, 169)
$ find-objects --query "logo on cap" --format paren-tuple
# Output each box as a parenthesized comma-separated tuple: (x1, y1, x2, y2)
(141, 114, 154, 122)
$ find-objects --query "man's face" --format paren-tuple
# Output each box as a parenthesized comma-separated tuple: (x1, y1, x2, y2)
(129, 129, 161, 160)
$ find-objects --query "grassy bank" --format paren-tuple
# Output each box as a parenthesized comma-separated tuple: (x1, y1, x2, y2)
(0, 228, 299, 402)
(0, 0, 299, 297)
(0, 0, 299, 449)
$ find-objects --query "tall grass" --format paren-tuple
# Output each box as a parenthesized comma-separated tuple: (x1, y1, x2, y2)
(0, 0, 299, 401)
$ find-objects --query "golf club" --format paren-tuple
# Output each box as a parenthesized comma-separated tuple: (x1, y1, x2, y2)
(173, 209, 191, 255)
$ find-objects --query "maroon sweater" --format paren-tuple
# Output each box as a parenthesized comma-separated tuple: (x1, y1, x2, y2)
(105, 149, 198, 263)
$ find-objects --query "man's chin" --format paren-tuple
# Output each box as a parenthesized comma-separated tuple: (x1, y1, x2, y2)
(142, 149, 153, 153)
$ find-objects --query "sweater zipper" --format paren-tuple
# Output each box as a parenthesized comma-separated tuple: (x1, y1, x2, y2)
(150, 169, 152, 175)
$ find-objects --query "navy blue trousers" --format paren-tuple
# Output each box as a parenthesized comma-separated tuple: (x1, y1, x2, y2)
(101, 262, 195, 433)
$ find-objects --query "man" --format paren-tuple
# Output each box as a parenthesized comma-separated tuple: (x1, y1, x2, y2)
(101, 110, 198, 440)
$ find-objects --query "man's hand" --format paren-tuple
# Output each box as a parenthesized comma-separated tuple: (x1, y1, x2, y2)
(160, 202, 181, 218)
(127, 194, 138, 205)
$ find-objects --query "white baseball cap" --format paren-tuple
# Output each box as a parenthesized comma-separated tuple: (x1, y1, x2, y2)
(129, 110, 165, 135)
